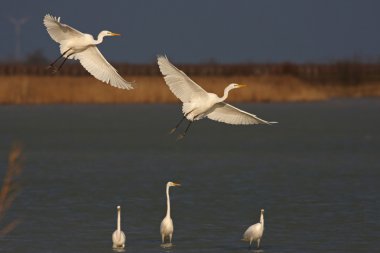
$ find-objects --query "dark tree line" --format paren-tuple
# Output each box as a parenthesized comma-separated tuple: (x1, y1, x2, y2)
(1, 60, 380, 85)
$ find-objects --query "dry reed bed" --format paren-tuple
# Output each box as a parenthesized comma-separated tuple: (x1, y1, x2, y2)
(0, 75, 379, 104)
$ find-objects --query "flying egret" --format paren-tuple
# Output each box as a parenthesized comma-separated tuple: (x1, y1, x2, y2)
(160, 181, 181, 246)
(157, 56, 277, 139)
(112, 205, 126, 249)
(43, 14, 133, 89)
(242, 209, 264, 249)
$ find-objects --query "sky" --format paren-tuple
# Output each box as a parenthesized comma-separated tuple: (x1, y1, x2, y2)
(0, 0, 380, 63)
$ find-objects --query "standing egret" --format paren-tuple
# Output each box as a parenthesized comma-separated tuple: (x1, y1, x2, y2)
(160, 181, 181, 246)
(157, 56, 277, 139)
(242, 209, 264, 249)
(43, 14, 133, 89)
(112, 205, 126, 249)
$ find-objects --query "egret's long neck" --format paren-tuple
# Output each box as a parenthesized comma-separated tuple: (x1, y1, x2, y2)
(166, 185, 171, 218)
(218, 86, 234, 103)
(260, 213, 264, 227)
(117, 209, 121, 232)
(94, 33, 105, 44)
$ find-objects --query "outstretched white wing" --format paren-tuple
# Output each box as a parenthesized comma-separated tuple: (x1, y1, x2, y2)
(207, 102, 277, 125)
(43, 14, 83, 43)
(75, 46, 134, 90)
(157, 55, 208, 102)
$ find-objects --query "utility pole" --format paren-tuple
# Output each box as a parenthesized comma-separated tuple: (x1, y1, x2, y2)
(8, 16, 29, 61)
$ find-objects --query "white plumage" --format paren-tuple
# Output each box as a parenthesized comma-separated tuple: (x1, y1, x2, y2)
(43, 14, 133, 90)
(242, 209, 265, 249)
(157, 55, 277, 139)
(112, 205, 126, 249)
(160, 181, 181, 245)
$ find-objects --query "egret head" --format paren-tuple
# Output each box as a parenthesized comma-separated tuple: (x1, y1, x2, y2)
(228, 83, 247, 90)
(167, 181, 181, 187)
(261, 209, 264, 213)
(101, 30, 121, 37)
(117, 205, 121, 210)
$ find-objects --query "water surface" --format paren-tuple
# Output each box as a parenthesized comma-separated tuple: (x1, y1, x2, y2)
(0, 99, 378, 252)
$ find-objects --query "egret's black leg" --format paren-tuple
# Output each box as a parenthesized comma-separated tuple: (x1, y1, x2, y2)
(177, 121, 192, 140)
(54, 53, 74, 73)
(48, 48, 71, 70)
(169, 115, 186, 134)
(184, 121, 192, 134)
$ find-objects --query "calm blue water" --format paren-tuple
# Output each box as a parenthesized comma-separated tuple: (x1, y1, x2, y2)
(0, 99, 379, 253)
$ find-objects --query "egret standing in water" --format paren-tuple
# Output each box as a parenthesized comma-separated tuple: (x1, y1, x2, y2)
(43, 14, 134, 89)
(157, 56, 277, 139)
(112, 205, 126, 249)
(242, 209, 265, 249)
(160, 181, 181, 246)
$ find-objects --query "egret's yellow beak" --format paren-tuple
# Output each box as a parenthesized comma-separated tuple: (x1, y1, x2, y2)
(237, 84, 247, 88)
(110, 33, 121, 36)
(173, 182, 181, 187)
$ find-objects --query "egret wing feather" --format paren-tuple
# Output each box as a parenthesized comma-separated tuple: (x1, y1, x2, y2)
(157, 55, 208, 102)
(43, 14, 83, 43)
(207, 102, 277, 125)
(112, 230, 126, 245)
(75, 46, 134, 90)
(243, 223, 263, 241)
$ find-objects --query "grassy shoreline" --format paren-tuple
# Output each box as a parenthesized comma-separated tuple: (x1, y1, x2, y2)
(0, 75, 379, 104)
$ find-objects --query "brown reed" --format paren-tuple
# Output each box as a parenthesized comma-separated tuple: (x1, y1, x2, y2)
(0, 143, 23, 236)
(0, 75, 379, 104)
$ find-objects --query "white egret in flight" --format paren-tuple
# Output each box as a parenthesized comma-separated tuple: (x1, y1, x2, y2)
(157, 56, 277, 139)
(43, 14, 133, 89)
(112, 205, 126, 249)
(160, 181, 181, 246)
(242, 209, 264, 249)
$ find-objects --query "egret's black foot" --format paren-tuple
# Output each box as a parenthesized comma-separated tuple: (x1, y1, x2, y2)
(47, 65, 59, 73)
(169, 128, 177, 135)
(176, 133, 186, 141)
